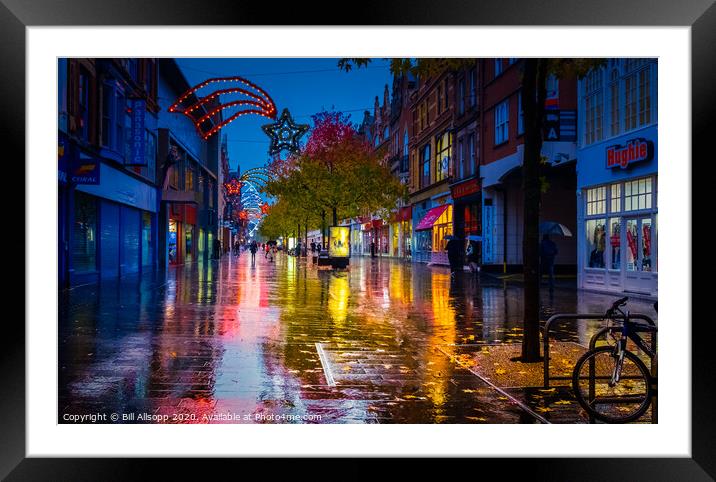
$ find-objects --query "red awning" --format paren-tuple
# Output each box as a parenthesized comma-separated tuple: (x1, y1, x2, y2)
(398, 206, 412, 222)
(415, 204, 449, 231)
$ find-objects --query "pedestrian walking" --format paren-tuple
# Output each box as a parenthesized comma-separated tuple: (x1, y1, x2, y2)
(213, 238, 221, 259)
(445, 235, 463, 277)
(370, 241, 376, 258)
(466, 239, 480, 274)
(540, 234, 558, 291)
(249, 240, 258, 265)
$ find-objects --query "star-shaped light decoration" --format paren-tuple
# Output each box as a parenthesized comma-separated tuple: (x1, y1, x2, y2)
(261, 108, 309, 156)
(224, 178, 242, 197)
(260, 202, 270, 215)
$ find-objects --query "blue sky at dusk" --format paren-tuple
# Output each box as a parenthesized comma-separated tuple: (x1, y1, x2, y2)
(176, 58, 393, 174)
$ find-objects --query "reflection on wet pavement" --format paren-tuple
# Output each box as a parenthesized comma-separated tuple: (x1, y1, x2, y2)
(59, 253, 657, 424)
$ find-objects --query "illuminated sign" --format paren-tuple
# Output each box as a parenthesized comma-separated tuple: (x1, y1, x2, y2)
(606, 138, 654, 169)
(329, 226, 350, 258)
(126, 99, 146, 166)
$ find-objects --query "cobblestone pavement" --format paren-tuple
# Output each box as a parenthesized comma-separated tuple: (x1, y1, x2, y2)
(58, 252, 657, 424)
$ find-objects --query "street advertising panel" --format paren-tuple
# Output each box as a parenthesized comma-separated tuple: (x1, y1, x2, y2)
(329, 226, 349, 258)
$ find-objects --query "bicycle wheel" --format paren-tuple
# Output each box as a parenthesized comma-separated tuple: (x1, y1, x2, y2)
(572, 346, 652, 423)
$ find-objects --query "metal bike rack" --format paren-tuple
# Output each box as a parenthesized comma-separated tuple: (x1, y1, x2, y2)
(542, 313, 657, 423)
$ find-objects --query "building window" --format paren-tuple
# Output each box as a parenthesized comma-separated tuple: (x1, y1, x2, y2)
(494, 99, 509, 145)
(468, 133, 476, 177)
(444, 78, 449, 110)
(432, 204, 453, 252)
(585, 186, 606, 215)
(638, 68, 652, 127)
(609, 69, 620, 136)
(586, 219, 607, 268)
(610, 183, 621, 213)
(78, 72, 90, 141)
(622, 60, 653, 132)
(517, 91, 524, 135)
(458, 78, 465, 115)
(624, 177, 653, 211)
(457, 137, 464, 179)
(412, 109, 418, 134)
(437, 84, 443, 115)
(421, 144, 431, 188)
(469, 69, 477, 108)
(435, 132, 451, 182)
(494, 58, 503, 77)
(584, 69, 604, 145)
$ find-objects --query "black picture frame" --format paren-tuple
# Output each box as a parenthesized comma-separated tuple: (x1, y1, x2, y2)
(3, 0, 712, 478)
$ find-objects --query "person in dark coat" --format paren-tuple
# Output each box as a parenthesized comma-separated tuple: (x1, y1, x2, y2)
(466, 239, 480, 274)
(540, 234, 558, 290)
(445, 237, 463, 276)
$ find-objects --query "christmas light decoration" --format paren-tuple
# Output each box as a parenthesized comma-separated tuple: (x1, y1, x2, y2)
(169, 76, 277, 140)
(261, 202, 270, 214)
(261, 108, 309, 156)
(223, 177, 242, 197)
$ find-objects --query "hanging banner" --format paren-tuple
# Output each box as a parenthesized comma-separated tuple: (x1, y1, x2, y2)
(126, 98, 147, 166)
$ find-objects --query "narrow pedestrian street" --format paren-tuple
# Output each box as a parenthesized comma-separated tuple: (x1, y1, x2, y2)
(59, 252, 657, 424)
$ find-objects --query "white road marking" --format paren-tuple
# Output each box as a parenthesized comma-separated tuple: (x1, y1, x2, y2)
(315, 343, 337, 387)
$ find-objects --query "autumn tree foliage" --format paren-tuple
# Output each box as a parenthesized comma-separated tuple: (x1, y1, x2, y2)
(262, 110, 405, 247)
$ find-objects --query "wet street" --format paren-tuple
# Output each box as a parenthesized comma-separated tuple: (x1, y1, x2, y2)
(59, 252, 657, 424)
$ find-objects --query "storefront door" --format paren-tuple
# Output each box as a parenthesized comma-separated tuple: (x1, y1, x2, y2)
(623, 216, 657, 294)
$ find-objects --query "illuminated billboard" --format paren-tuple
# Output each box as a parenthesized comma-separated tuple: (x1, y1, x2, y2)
(329, 226, 350, 258)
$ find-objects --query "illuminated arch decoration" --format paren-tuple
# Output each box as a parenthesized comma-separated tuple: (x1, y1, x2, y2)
(261, 108, 309, 156)
(168, 76, 277, 140)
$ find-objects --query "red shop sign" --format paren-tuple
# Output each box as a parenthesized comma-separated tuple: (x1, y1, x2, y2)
(606, 138, 654, 169)
(451, 178, 480, 199)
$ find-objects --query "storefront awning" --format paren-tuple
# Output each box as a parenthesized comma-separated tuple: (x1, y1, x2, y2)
(415, 204, 449, 231)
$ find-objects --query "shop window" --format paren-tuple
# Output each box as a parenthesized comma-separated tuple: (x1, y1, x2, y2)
(72, 192, 97, 273)
(432, 205, 453, 252)
(608, 218, 621, 270)
(624, 177, 653, 211)
(625, 219, 638, 271)
(142, 212, 152, 267)
(494, 100, 509, 145)
(610, 183, 621, 212)
(586, 218, 607, 268)
(641, 218, 654, 272)
(585, 186, 606, 215)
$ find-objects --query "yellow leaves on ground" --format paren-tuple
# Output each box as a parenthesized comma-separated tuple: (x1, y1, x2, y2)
(495, 368, 507, 375)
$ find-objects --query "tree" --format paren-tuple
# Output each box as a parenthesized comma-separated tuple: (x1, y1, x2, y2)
(339, 58, 602, 362)
(264, 111, 405, 247)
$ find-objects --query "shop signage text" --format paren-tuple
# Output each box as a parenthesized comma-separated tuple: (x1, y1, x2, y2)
(451, 178, 480, 199)
(127, 98, 146, 166)
(606, 138, 654, 169)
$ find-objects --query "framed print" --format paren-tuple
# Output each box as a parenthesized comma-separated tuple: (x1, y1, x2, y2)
(3, 0, 714, 478)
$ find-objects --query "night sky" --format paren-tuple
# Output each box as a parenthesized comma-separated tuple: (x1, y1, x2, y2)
(175, 58, 393, 174)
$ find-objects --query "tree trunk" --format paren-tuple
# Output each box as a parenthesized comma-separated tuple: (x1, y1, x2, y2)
(321, 210, 326, 250)
(520, 58, 548, 362)
(304, 222, 308, 256)
(332, 206, 338, 226)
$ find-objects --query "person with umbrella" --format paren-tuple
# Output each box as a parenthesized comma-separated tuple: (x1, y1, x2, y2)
(539, 222, 571, 291)
(444, 234, 463, 277)
(465, 235, 482, 275)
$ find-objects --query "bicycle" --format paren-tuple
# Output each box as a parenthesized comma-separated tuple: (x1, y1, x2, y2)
(572, 296, 657, 423)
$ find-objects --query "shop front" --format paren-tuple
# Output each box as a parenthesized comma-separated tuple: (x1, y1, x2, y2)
(451, 176, 482, 261)
(65, 158, 158, 285)
(414, 201, 453, 265)
(577, 127, 658, 297)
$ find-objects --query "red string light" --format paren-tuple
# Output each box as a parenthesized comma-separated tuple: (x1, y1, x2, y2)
(169, 76, 277, 139)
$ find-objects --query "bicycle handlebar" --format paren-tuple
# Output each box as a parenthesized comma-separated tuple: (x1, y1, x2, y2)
(606, 296, 629, 318)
